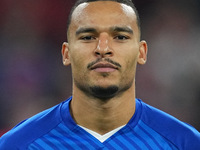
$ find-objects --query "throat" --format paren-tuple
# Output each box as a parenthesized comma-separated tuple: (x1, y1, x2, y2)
(70, 85, 136, 135)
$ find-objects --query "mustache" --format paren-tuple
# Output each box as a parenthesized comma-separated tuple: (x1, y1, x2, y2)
(87, 58, 121, 69)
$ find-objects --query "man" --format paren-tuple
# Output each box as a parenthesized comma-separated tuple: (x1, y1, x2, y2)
(0, 0, 200, 149)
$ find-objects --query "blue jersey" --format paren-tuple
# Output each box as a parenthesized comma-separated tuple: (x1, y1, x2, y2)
(0, 97, 200, 149)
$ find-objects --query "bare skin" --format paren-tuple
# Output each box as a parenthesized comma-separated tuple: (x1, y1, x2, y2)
(62, 1, 147, 135)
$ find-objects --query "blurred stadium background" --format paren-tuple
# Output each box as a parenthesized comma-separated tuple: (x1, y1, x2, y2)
(0, 0, 200, 136)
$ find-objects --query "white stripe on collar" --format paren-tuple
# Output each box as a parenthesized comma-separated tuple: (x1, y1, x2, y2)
(79, 125, 126, 143)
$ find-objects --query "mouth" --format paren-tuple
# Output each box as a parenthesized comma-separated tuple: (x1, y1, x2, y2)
(90, 63, 119, 73)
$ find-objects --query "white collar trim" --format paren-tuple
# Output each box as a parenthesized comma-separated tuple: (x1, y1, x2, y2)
(79, 125, 126, 143)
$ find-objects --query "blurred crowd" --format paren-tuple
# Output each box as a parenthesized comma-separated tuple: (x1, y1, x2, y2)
(0, 0, 200, 136)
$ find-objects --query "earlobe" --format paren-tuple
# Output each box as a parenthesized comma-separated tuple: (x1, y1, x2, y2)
(61, 42, 71, 66)
(137, 40, 148, 65)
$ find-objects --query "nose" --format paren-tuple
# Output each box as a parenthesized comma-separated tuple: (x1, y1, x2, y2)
(94, 33, 113, 58)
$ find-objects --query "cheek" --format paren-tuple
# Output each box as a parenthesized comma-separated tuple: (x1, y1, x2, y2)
(125, 58, 137, 74)
(69, 42, 99, 74)
(70, 55, 86, 76)
(118, 45, 139, 65)
(69, 49, 92, 80)
(119, 57, 138, 85)
(69, 44, 87, 65)
(120, 48, 139, 74)
(69, 41, 96, 59)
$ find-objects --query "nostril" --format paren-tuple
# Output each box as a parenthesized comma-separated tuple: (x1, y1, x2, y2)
(95, 52, 101, 55)
(105, 52, 112, 55)
(94, 50, 113, 57)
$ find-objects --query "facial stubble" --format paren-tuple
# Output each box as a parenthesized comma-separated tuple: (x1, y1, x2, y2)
(73, 58, 135, 101)
(74, 73, 134, 101)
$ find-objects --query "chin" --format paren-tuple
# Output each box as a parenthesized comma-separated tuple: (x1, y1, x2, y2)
(89, 85, 119, 100)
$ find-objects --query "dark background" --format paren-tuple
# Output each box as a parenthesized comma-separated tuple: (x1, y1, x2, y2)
(0, 0, 200, 135)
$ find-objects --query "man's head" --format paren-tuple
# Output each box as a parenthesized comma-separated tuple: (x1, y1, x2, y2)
(62, 0, 147, 100)
(67, 0, 141, 41)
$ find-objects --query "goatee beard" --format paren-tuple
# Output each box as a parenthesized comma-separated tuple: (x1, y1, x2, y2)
(89, 85, 119, 100)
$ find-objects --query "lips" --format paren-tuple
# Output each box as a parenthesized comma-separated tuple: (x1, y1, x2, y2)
(90, 63, 119, 73)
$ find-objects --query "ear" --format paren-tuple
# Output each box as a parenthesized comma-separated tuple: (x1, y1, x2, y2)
(61, 42, 71, 66)
(137, 40, 148, 65)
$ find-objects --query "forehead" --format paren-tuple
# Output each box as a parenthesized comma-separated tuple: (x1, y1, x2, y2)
(69, 1, 138, 33)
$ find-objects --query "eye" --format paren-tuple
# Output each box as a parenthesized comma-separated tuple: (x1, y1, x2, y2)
(114, 35, 129, 40)
(80, 36, 96, 41)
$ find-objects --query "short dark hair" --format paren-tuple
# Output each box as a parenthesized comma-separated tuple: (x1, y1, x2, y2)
(67, 0, 141, 39)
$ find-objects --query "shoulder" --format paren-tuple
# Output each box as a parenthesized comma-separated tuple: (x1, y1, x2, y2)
(137, 99, 200, 149)
(0, 100, 69, 149)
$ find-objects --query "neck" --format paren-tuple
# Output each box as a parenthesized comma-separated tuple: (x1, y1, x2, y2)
(70, 84, 136, 135)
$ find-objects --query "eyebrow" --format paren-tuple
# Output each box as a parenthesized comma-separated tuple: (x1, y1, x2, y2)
(111, 26, 133, 34)
(76, 27, 97, 35)
(75, 26, 134, 35)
